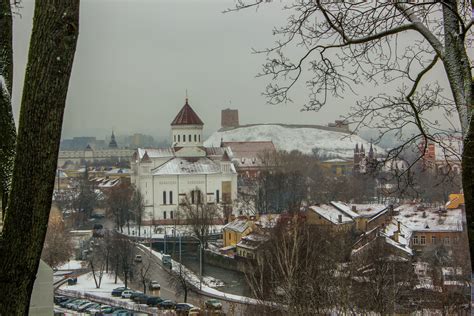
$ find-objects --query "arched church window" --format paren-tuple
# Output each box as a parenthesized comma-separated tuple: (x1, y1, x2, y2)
(194, 134, 197, 142)
(178, 135, 180, 142)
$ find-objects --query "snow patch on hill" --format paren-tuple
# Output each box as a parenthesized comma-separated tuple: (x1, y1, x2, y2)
(205, 124, 383, 159)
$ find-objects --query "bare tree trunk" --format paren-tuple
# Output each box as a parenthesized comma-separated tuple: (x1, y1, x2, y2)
(0, 0, 16, 221)
(462, 111, 474, 268)
(0, 1, 80, 314)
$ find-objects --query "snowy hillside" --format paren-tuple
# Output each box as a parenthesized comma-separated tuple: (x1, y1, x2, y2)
(205, 124, 384, 159)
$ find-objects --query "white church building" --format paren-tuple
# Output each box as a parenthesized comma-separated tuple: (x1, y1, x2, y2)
(131, 99, 238, 224)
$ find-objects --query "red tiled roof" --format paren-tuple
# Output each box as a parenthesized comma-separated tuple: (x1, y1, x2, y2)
(171, 99, 204, 126)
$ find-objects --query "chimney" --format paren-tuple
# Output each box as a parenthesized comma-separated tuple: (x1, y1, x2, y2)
(351, 205, 357, 212)
(393, 231, 400, 243)
(338, 214, 343, 223)
(397, 221, 401, 232)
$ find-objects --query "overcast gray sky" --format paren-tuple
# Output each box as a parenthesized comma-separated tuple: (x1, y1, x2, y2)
(12, 0, 454, 142)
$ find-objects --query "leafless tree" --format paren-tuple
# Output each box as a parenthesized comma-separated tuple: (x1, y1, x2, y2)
(136, 258, 152, 294)
(180, 190, 221, 248)
(108, 233, 136, 288)
(41, 207, 74, 269)
(351, 238, 417, 314)
(168, 263, 192, 303)
(131, 186, 145, 237)
(229, 0, 473, 265)
(245, 217, 355, 315)
(89, 246, 106, 289)
(416, 233, 471, 314)
(104, 181, 133, 233)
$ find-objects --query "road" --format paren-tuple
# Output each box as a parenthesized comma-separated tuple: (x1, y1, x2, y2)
(131, 245, 249, 316)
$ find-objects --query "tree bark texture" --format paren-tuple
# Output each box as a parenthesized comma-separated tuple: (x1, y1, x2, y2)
(0, 0, 16, 220)
(463, 85, 474, 269)
(0, 1, 79, 315)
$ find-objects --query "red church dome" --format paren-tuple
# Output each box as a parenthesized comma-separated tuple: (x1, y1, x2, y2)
(171, 99, 204, 126)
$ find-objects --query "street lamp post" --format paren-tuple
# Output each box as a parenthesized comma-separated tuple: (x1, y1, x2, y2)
(187, 235, 203, 290)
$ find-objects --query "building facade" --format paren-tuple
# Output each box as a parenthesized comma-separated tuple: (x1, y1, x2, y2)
(131, 99, 238, 224)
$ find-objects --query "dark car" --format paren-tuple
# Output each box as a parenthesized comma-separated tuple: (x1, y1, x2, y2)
(176, 303, 195, 312)
(111, 286, 127, 297)
(131, 293, 147, 303)
(54, 296, 69, 304)
(205, 299, 223, 310)
(129, 291, 143, 300)
(146, 296, 164, 306)
(137, 294, 150, 304)
(159, 300, 176, 309)
(67, 277, 77, 285)
(59, 298, 77, 308)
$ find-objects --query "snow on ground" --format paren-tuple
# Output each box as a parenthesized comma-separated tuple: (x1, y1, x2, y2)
(120, 224, 224, 239)
(56, 260, 87, 270)
(62, 272, 125, 298)
(137, 244, 261, 305)
(205, 124, 384, 159)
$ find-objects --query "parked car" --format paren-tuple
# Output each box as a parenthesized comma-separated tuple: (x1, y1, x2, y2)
(129, 291, 143, 300)
(176, 303, 195, 313)
(159, 300, 176, 309)
(67, 299, 88, 310)
(121, 290, 134, 299)
(58, 298, 76, 308)
(111, 286, 127, 297)
(146, 296, 164, 306)
(87, 304, 113, 314)
(78, 302, 99, 312)
(131, 293, 147, 303)
(67, 277, 77, 285)
(137, 294, 150, 304)
(188, 307, 202, 315)
(205, 299, 222, 310)
(134, 254, 143, 263)
(54, 296, 69, 304)
(149, 280, 161, 290)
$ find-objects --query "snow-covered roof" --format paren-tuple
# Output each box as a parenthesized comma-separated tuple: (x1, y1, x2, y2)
(350, 203, 389, 218)
(223, 219, 252, 233)
(205, 124, 384, 159)
(237, 233, 269, 250)
(152, 157, 223, 175)
(395, 204, 464, 232)
(330, 201, 360, 219)
(309, 204, 354, 224)
(105, 168, 131, 175)
(137, 147, 175, 160)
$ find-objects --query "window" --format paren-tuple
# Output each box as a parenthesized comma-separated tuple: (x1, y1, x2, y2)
(420, 236, 426, 245)
(432, 236, 436, 244)
(198, 135, 201, 142)
(163, 211, 167, 219)
(163, 191, 167, 204)
(197, 190, 201, 204)
(178, 135, 180, 142)
(194, 134, 197, 142)
(174, 135, 176, 142)
(216, 190, 220, 203)
(228, 233, 231, 240)
(413, 235, 419, 245)
(444, 237, 450, 245)
(454, 237, 459, 244)
(191, 190, 195, 204)
(169, 191, 173, 204)
(189, 134, 191, 142)
(170, 211, 174, 219)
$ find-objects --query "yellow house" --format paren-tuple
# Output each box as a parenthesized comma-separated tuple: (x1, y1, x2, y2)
(446, 193, 464, 209)
(223, 219, 254, 248)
